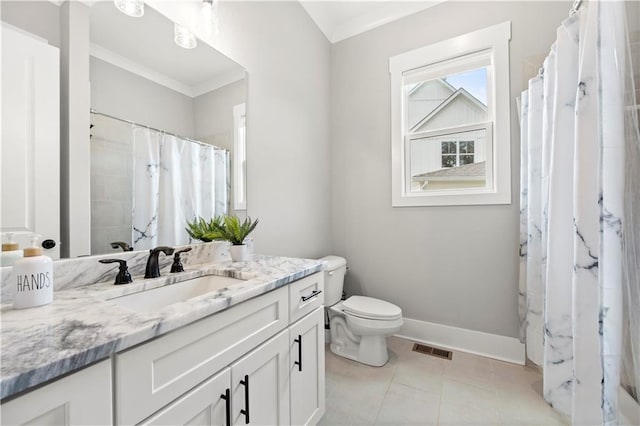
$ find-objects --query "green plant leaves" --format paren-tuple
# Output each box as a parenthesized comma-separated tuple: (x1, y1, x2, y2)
(185, 216, 225, 242)
(214, 215, 259, 245)
(185, 215, 258, 245)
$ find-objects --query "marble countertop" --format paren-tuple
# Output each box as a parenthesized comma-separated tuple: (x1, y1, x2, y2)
(0, 255, 324, 400)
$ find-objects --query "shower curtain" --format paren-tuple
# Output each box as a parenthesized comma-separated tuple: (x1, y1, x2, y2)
(133, 126, 229, 249)
(518, 1, 639, 425)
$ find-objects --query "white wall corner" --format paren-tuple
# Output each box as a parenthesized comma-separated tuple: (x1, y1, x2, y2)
(396, 317, 525, 365)
(619, 386, 640, 426)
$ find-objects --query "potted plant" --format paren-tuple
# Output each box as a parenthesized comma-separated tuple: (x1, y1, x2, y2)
(211, 215, 259, 262)
(185, 216, 225, 242)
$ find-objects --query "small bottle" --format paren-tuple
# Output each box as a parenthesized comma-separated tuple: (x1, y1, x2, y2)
(12, 234, 53, 309)
(1, 233, 24, 267)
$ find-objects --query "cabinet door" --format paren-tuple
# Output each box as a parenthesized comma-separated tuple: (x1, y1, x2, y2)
(231, 330, 290, 426)
(0, 360, 111, 426)
(142, 368, 231, 426)
(289, 308, 325, 426)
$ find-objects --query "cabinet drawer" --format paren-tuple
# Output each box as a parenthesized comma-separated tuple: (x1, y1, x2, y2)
(115, 286, 288, 425)
(289, 273, 324, 324)
(1, 360, 112, 426)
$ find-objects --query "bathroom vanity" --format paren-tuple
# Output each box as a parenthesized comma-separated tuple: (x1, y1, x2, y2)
(0, 255, 325, 426)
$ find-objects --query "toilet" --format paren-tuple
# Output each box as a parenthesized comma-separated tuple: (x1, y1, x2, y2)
(321, 256, 403, 367)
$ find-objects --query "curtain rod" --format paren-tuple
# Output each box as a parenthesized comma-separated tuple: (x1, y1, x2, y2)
(537, 0, 583, 78)
(570, 0, 583, 15)
(90, 109, 227, 152)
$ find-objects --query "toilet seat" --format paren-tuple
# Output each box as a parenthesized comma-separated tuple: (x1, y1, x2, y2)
(342, 296, 402, 320)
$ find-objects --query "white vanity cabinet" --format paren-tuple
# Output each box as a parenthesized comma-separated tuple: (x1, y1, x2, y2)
(0, 360, 112, 426)
(115, 285, 289, 425)
(139, 330, 291, 426)
(141, 368, 231, 426)
(231, 330, 290, 425)
(289, 308, 325, 426)
(2, 272, 326, 426)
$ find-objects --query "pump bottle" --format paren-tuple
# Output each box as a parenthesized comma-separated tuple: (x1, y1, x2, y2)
(1, 233, 23, 267)
(12, 234, 53, 309)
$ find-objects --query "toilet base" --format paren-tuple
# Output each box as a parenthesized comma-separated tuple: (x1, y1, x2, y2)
(329, 335, 389, 367)
(326, 302, 402, 367)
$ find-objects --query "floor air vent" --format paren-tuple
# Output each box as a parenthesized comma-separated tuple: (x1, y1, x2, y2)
(412, 343, 453, 360)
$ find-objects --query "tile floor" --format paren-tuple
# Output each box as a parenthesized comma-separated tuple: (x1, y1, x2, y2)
(319, 337, 569, 426)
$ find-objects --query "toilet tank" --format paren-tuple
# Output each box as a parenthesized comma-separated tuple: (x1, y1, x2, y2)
(320, 256, 347, 306)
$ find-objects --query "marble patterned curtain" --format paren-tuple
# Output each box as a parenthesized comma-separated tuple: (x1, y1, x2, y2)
(133, 127, 228, 250)
(519, 1, 638, 424)
(132, 125, 161, 249)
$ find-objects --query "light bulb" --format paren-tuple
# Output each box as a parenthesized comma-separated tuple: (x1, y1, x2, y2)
(174, 24, 197, 49)
(114, 0, 144, 18)
(201, 0, 219, 36)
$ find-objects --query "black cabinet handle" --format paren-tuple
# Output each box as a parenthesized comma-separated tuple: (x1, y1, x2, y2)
(240, 374, 250, 424)
(220, 388, 231, 426)
(301, 289, 322, 302)
(294, 335, 303, 372)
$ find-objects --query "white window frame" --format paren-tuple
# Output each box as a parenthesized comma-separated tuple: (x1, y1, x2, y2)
(390, 21, 512, 206)
(233, 103, 246, 211)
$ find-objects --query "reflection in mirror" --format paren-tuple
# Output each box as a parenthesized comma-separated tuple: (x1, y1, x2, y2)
(88, 2, 246, 255)
(404, 64, 492, 192)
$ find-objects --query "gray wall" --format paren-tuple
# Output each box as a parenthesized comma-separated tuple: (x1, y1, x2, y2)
(90, 57, 196, 138)
(330, 1, 571, 338)
(0, 1, 60, 47)
(214, 2, 332, 258)
(194, 79, 247, 151)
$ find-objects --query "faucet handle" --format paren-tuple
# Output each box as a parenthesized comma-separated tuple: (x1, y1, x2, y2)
(171, 248, 192, 273)
(149, 246, 175, 255)
(110, 241, 133, 252)
(99, 259, 133, 285)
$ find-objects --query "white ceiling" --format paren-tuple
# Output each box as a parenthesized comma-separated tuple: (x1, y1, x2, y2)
(299, 1, 445, 43)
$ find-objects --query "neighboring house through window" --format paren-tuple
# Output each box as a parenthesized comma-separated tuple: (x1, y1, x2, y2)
(442, 141, 474, 168)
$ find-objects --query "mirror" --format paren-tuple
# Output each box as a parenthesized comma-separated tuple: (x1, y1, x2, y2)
(1, 1, 247, 260)
(89, 2, 246, 256)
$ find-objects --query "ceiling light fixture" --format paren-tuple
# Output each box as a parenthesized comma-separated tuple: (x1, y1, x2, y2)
(114, 0, 144, 18)
(174, 23, 197, 49)
(201, 0, 219, 35)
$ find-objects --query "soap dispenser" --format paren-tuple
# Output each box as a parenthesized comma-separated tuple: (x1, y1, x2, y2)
(1, 233, 23, 267)
(12, 234, 53, 309)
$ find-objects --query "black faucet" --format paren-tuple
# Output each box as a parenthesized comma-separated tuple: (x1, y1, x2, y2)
(144, 246, 175, 278)
(99, 259, 133, 285)
(111, 241, 133, 252)
(171, 248, 192, 273)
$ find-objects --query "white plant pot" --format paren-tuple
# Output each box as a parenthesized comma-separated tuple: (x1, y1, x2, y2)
(229, 244, 249, 262)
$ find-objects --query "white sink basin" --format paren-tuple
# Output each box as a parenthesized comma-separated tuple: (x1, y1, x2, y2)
(108, 275, 245, 313)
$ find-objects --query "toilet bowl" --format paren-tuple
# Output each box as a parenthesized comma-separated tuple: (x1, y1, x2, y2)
(320, 256, 403, 367)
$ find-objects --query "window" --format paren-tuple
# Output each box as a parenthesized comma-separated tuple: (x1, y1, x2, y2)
(442, 141, 474, 168)
(233, 103, 246, 211)
(390, 22, 512, 206)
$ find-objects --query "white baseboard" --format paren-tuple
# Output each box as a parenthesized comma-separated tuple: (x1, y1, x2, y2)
(395, 317, 526, 365)
(619, 386, 639, 426)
